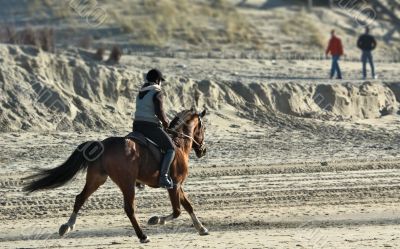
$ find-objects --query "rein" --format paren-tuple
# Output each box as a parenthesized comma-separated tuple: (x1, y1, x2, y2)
(167, 110, 206, 151)
(166, 128, 204, 147)
(166, 128, 205, 150)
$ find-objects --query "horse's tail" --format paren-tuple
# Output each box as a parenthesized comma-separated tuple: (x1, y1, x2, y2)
(23, 141, 101, 193)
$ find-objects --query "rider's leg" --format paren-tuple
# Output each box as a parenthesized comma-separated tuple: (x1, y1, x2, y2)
(159, 149, 175, 189)
(154, 127, 176, 189)
(132, 122, 175, 189)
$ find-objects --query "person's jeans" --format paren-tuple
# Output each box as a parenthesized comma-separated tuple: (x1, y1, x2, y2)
(330, 55, 342, 79)
(361, 50, 375, 79)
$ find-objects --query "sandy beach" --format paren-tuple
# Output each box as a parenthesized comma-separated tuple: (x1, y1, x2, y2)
(1, 0, 400, 248)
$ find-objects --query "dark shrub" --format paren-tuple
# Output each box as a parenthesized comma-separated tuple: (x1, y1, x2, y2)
(107, 46, 122, 64)
(93, 47, 105, 61)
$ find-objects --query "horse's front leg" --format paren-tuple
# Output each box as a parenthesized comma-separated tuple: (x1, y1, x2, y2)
(148, 185, 181, 225)
(179, 187, 209, 235)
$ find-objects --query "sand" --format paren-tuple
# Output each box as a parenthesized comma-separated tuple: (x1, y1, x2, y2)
(1, 42, 400, 248)
(1, 1, 400, 248)
(0, 128, 400, 248)
(1, 100, 400, 248)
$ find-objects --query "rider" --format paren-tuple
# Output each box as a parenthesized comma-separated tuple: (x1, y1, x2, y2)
(133, 69, 175, 189)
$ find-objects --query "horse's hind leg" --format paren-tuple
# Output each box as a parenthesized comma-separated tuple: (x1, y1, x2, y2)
(118, 181, 149, 243)
(148, 186, 181, 225)
(179, 187, 209, 236)
(59, 165, 107, 236)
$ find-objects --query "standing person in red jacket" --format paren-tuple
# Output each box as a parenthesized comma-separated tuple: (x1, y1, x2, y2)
(326, 30, 344, 79)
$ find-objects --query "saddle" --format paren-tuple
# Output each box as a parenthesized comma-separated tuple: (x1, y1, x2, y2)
(126, 131, 163, 163)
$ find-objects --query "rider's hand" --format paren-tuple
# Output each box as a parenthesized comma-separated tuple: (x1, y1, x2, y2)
(162, 120, 169, 130)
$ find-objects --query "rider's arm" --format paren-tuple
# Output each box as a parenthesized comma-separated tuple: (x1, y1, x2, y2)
(153, 92, 169, 129)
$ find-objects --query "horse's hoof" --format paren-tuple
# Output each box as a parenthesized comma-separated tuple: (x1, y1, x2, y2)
(136, 183, 145, 191)
(140, 235, 150, 243)
(159, 218, 166, 225)
(59, 224, 71, 236)
(198, 227, 209, 236)
(147, 216, 160, 225)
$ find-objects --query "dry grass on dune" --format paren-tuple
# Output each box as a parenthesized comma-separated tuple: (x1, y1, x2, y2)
(281, 9, 326, 50)
(101, 0, 262, 48)
(24, 0, 262, 49)
(0, 26, 55, 52)
(28, 0, 73, 19)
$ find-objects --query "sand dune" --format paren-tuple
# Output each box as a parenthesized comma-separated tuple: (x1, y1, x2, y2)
(1, 44, 399, 132)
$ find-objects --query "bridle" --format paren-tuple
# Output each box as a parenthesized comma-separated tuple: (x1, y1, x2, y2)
(166, 115, 206, 151)
(167, 128, 205, 150)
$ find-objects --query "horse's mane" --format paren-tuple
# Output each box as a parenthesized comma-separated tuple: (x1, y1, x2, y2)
(169, 109, 196, 131)
(168, 109, 198, 149)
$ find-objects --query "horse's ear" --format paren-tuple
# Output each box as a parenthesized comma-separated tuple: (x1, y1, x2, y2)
(190, 107, 197, 114)
(199, 109, 207, 117)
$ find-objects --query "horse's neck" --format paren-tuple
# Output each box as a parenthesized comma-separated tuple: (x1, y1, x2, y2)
(171, 120, 195, 182)
(176, 125, 194, 155)
(174, 138, 191, 182)
(172, 144, 190, 182)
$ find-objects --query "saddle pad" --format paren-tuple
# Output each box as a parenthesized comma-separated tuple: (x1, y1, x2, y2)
(126, 131, 163, 163)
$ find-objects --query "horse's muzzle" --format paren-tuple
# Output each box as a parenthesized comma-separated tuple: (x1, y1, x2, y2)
(196, 147, 207, 158)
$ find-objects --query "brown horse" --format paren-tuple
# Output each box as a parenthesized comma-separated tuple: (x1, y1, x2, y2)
(23, 109, 208, 243)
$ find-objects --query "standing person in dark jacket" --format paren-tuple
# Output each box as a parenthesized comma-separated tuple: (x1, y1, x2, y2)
(326, 30, 344, 79)
(133, 69, 175, 189)
(357, 27, 377, 79)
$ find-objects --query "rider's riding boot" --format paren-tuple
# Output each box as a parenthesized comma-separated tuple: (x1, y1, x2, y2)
(159, 149, 175, 189)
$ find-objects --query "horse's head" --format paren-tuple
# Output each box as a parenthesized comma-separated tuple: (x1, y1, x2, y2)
(169, 108, 207, 158)
(192, 109, 207, 158)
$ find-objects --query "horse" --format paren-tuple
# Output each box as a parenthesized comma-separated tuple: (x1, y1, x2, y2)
(23, 109, 209, 243)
